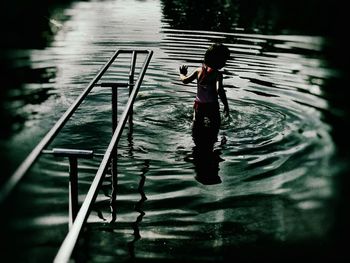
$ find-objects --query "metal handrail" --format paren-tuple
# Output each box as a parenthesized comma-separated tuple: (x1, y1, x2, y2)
(53, 50, 153, 263)
(0, 49, 152, 204)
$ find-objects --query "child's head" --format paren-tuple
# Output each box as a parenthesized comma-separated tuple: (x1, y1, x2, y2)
(204, 43, 230, 70)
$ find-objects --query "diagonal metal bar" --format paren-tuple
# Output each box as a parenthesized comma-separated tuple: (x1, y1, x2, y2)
(0, 49, 123, 204)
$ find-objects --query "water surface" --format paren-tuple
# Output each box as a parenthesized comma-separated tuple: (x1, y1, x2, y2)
(0, 0, 348, 262)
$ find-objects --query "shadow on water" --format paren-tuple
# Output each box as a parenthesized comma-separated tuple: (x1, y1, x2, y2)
(0, 66, 57, 137)
(0, 0, 76, 138)
(0, 56, 58, 184)
(192, 145, 222, 185)
(189, 119, 223, 185)
(0, 0, 79, 184)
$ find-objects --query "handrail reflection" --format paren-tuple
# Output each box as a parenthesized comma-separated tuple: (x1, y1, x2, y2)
(128, 160, 149, 259)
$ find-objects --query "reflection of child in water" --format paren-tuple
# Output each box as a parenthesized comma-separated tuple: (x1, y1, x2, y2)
(179, 43, 230, 140)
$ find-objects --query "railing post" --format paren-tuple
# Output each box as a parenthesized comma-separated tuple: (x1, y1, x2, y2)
(68, 157, 78, 229)
(111, 86, 118, 220)
(112, 87, 118, 132)
(128, 51, 137, 125)
(46, 148, 93, 228)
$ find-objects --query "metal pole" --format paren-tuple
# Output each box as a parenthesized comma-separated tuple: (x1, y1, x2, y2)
(112, 86, 118, 132)
(128, 51, 137, 125)
(47, 148, 93, 228)
(111, 86, 118, 221)
(68, 157, 78, 229)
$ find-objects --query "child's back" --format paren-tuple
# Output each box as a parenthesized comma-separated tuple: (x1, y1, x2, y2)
(196, 65, 221, 104)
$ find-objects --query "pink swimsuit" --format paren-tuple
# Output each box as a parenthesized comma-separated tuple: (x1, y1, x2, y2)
(195, 65, 218, 104)
(193, 65, 221, 130)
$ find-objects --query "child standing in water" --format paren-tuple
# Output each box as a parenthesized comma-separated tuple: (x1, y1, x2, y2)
(179, 43, 230, 144)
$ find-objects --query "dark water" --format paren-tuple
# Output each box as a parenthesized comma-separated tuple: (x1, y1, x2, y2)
(0, 0, 349, 262)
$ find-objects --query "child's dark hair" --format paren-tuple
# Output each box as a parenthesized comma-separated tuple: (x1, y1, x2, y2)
(204, 43, 230, 70)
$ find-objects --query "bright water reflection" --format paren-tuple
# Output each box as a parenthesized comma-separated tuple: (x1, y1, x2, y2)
(0, 0, 345, 262)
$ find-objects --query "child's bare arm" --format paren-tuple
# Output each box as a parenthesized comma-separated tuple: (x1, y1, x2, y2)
(179, 65, 198, 84)
(217, 74, 229, 116)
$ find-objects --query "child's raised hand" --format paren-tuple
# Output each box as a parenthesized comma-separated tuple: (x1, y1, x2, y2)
(179, 65, 188, 75)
